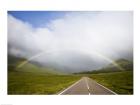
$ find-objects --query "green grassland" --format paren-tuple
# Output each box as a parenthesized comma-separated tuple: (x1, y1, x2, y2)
(8, 56, 81, 94)
(8, 71, 81, 94)
(8, 70, 133, 94)
(88, 71, 133, 94)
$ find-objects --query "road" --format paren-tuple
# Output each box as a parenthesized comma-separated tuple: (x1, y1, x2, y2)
(58, 77, 117, 95)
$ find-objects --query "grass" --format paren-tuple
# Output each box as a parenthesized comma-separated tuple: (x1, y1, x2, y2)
(8, 71, 81, 94)
(8, 70, 133, 95)
(88, 71, 133, 94)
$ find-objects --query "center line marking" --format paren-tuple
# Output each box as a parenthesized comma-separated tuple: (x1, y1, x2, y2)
(85, 77, 90, 95)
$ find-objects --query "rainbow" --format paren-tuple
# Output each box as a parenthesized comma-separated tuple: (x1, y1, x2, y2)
(16, 50, 124, 70)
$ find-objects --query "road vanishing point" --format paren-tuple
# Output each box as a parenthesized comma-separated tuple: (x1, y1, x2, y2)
(58, 77, 117, 95)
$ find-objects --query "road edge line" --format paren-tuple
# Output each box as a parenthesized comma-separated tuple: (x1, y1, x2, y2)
(93, 80, 117, 95)
(58, 78, 82, 95)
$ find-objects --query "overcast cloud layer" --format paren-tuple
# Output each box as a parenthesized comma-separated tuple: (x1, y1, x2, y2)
(8, 11, 133, 72)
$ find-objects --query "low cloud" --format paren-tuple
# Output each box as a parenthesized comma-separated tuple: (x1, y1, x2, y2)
(8, 11, 133, 72)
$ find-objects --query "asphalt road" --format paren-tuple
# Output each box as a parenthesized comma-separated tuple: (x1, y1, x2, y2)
(59, 77, 117, 95)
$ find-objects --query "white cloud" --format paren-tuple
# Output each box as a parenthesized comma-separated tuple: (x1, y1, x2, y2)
(8, 11, 133, 72)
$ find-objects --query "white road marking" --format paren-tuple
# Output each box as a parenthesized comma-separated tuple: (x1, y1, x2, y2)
(58, 78, 82, 95)
(85, 77, 91, 95)
(58, 77, 117, 95)
(92, 79, 117, 95)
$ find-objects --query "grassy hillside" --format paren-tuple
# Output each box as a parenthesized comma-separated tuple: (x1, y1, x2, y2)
(8, 70, 81, 94)
(103, 59, 133, 71)
(8, 55, 25, 71)
(88, 71, 133, 94)
(75, 59, 133, 74)
(8, 55, 65, 75)
(15, 62, 65, 75)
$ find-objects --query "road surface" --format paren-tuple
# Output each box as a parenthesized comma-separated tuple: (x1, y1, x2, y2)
(58, 77, 117, 95)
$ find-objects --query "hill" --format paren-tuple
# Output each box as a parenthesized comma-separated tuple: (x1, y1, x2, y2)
(105, 59, 133, 71)
(8, 55, 64, 75)
(74, 59, 133, 74)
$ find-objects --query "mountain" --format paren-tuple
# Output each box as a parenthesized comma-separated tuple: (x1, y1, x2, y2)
(8, 55, 26, 71)
(8, 55, 65, 75)
(74, 59, 133, 74)
(102, 59, 133, 71)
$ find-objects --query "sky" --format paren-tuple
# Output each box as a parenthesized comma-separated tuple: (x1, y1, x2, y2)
(8, 11, 133, 73)
(8, 11, 67, 28)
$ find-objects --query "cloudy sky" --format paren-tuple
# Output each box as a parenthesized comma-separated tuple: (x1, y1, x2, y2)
(8, 11, 133, 73)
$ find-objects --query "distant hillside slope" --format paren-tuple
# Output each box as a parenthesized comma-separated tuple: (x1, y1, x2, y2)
(75, 59, 133, 74)
(8, 55, 65, 75)
(8, 55, 26, 71)
(105, 59, 133, 71)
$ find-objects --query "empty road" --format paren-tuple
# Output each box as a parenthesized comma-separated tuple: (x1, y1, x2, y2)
(59, 77, 117, 95)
